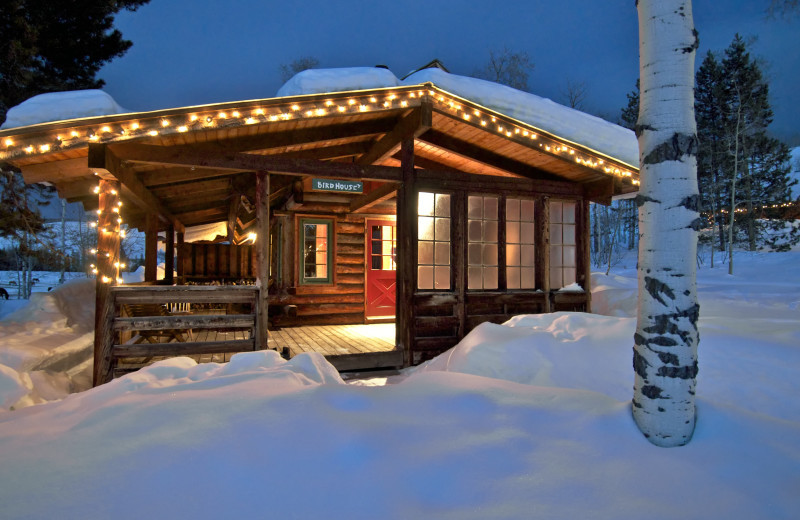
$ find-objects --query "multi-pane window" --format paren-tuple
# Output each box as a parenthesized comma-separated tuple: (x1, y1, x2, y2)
(300, 218, 332, 284)
(371, 224, 396, 271)
(418, 191, 451, 289)
(506, 198, 536, 289)
(467, 195, 498, 290)
(549, 201, 577, 289)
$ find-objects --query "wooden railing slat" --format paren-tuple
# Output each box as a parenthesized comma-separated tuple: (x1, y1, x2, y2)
(113, 314, 256, 331)
(113, 339, 255, 358)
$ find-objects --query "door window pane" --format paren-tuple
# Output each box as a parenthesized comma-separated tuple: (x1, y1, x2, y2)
(370, 223, 396, 272)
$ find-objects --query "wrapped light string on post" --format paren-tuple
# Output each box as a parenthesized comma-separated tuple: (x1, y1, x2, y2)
(89, 181, 125, 285)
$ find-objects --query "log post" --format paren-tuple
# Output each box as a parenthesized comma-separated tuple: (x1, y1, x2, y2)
(577, 199, 592, 311)
(144, 213, 158, 283)
(536, 195, 551, 312)
(396, 138, 417, 366)
(164, 224, 175, 284)
(93, 178, 121, 386)
(176, 231, 185, 283)
(452, 192, 466, 339)
(254, 171, 270, 350)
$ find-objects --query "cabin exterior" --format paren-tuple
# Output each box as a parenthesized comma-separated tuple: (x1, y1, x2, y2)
(0, 75, 639, 384)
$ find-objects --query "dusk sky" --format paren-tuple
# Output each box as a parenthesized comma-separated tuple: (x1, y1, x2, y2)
(98, 1, 799, 143)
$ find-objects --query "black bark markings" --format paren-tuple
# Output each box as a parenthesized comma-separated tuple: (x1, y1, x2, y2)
(657, 361, 699, 379)
(642, 385, 664, 399)
(642, 132, 698, 165)
(634, 194, 659, 208)
(644, 276, 675, 306)
(633, 348, 650, 378)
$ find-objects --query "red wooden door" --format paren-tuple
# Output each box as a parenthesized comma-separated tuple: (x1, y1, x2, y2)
(365, 220, 397, 318)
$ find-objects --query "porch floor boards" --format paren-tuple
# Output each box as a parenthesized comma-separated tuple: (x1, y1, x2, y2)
(115, 323, 398, 374)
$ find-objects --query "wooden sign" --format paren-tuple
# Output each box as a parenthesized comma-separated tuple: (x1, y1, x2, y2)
(312, 178, 363, 193)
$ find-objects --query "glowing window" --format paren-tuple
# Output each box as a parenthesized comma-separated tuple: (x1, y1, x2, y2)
(417, 192, 451, 290)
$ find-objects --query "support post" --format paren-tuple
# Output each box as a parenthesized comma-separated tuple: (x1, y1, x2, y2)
(535, 195, 551, 312)
(93, 178, 121, 386)
(164, 224, 175, 284)
(176, 231, 185, 283)
(144, 213, 158, 283)
(396, 138, 417, 366)
(254, 171, 270, 350)
(577, 199, 592, 311)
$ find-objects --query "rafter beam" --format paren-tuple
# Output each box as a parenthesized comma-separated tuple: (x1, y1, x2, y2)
(417, 130, 563, 183)
(357, 101, 432, 166)
(106, 142, 402, 182)
(19, 157, 89, 184)
(89, 144, 185, 233)
(350, 182, 399, 213)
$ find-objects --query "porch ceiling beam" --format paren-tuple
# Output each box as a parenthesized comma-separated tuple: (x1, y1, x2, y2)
(264, 142, 372, 161)
(416, 130, 563, 183)
(88, 143, 185, 233)
(19, 157, 89, 184)
(106, 142, 403, 181)
(139, 167, 237, 188)
(583, 177, 615, 205)
(151, 178, 231, 199)
(350, 182, 399, 213)
(356, 101, 432, 166)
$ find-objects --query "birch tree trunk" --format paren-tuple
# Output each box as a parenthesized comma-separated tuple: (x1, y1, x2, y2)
(633, 0, 701, 447)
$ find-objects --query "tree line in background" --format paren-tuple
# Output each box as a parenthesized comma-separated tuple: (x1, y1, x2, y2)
(591, 35, 798, 273)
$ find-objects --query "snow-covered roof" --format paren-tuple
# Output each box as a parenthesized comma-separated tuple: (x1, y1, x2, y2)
(3, 67, 639, 169)
(1, 90, 129, 130)
(275, 67, 639, 168)
(402, 69, 638, 168)
(276, 67, 400, 98)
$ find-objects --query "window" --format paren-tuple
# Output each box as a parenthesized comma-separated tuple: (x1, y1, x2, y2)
(506, 198, 536, 289)
(549, 201, 577, 289)
(467, 195, 498, 290)
(371, 224, 396, 271)
(417, 191, 450, 289)
(299, 218, 332, 284)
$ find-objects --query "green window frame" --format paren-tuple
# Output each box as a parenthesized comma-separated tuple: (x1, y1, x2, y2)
(299, 218, 333, 284)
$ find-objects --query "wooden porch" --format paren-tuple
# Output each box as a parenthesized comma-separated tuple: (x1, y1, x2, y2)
(115, 322, 400, 376)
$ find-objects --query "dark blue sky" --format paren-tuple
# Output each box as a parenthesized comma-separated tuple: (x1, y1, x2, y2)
(98, 0, 800, 143)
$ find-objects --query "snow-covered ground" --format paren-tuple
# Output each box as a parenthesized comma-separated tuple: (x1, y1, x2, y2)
(0, 249, 798, 519)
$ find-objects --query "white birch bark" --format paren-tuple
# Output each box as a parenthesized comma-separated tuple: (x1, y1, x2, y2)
(633, 0, 701, 446)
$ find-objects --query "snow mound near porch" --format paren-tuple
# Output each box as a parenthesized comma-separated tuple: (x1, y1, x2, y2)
(1, 90, 129, 129)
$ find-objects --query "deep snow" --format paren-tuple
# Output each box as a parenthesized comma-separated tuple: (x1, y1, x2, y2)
(0, 249, 798, 519)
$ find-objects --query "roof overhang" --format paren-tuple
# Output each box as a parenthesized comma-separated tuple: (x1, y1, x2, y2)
(0, 83, 639, 236)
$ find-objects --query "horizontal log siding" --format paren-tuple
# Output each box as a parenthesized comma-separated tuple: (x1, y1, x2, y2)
(272, 214, 367, 326)
(179, 243, 256, 280)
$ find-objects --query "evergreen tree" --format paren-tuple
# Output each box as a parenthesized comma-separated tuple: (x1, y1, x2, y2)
(0, 0, 149, 125)
(695, 51, 728, 255)
(619, 79, 639, 131)
(694, 36, 796, 265)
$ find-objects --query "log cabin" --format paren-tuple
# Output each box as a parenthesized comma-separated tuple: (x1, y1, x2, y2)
(0, 66, 640, 385)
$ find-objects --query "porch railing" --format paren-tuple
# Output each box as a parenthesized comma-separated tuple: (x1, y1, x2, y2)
(94, 285, 263, 385)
